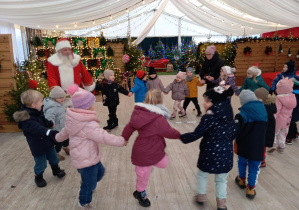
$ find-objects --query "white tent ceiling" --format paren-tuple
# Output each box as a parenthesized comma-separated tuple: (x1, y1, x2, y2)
(0, 0, 298, 38)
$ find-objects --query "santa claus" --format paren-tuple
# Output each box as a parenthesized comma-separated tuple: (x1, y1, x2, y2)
(47, 38, 95, 92)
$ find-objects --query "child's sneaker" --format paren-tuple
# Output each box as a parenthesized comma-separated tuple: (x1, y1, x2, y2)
(267, 147, 276, 153)
(35, 174, 47, 188)
(259, 161, 266, 168)
(285, 139, 292, 145)
(295, 133, 299, 141)
(194, 194, 207, 205)
(277, 147, 284, 153)
(133, 190, 151, 207)
(179, 110, 186, 118)
(78, 202, 92, 210)
(235, 176, 246, 189)
(246, 185, 256, 199)
(216, 197, 227, 210)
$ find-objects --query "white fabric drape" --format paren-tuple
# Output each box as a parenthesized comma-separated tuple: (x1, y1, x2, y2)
(171, 0, 299, 36)
(0, 0, 155, 30)
(133, 0, 169, 45)
(0, 21, 19, 62)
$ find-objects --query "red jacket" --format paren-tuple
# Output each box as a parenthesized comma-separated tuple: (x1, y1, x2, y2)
(47, 53, 94, 91)
(122, 103, 180, 166)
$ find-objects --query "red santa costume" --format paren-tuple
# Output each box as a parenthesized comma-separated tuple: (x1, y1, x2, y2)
(47, 38, 95, 92)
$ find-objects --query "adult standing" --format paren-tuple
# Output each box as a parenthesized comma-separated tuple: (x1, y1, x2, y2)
(200, 45, 224, 90)
(47, 38, 95, 92)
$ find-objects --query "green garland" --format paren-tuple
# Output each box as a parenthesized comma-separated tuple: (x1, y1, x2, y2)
(43, 38, 56, 48)
(73, 37, 86, 47)
(94, 48, 106, 58)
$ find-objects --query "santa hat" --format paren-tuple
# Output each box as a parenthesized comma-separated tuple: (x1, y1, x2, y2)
(55, 38, 72, 52)
(222, 66, 236, 75)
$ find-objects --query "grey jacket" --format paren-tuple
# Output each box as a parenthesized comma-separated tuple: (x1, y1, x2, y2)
(146, 76, 165, 92)
(43, 97, 66, 132)
(165, 79, 189, 100)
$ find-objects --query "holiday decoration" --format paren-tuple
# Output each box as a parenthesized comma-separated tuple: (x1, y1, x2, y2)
(288, 47, 292, 57)
(141, 55, 145, 62)
(243, 46, 252, 56)
(73, 37, 86, 47)
(148, 46, 155, 59)
(279, 43, 283, 53)
(30, 36, 43, 48)
(122, 54, 130, 63)
(221, 42, 237, 66)
(154, 41, 166, 59)
(265, 46, 273, 55)
(43, 37, 56, 48)
(100, 34, 107, 46)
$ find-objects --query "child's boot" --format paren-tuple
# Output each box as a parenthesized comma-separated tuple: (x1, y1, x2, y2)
(216, 197, 227, 210)
(195, 194, 207, 205)
(35, 174, 47, 187)
(235, 176, 246, 189)
(103, 120, 113, 130)
(133, 190, 151, 207)
(51, 165, 66, 178)
(62, 147, 70, 155)
(57, 153, 65, 161)
(246, 185, 256, 199)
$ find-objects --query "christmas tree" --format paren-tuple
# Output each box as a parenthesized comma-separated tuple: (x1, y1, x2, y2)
(124, 39, 146, 76)
(176, 40, 196, 72)
(148, 46, 155, 59)
(220, 41, 237, 67)
(154, 41, 165, 59)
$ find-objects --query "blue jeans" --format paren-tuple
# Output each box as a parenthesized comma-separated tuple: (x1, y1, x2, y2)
(33, 147, 59, 175)
(77, 162, 105, 206)
(238, 156, 261, 188)
(197, 169, 229, 199)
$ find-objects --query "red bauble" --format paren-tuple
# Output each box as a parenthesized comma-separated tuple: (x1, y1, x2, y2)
(122, 54, 130, 63)
(28, 80, 38, 89)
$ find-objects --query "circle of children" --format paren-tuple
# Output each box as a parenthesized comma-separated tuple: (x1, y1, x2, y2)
(13, 45, 298, 210)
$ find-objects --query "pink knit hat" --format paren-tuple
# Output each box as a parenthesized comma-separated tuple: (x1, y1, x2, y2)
(205, 46, 216, 54)
(276, 78, 293, 95)
(67, 84, 96, 109)
(177, 71, 186, 80)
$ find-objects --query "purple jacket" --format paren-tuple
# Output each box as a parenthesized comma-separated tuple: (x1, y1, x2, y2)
(213, 75, 240, 96)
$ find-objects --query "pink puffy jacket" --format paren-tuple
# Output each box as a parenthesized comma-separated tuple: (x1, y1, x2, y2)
(274, 93, 296, 132)
(56, 108, 124, 169)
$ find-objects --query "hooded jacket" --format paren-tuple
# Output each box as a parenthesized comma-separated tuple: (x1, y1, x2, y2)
(56, 108, 125, 169)
(240, 69, 270, 92)
(270, 70, 296, 93)
(13, 106, 54, 157)
(164, 79, 189, 100)
(43, 97, 66, 131)
(263, 96, 277, 147)
(122, 103, 180, 166)
(130, 77, 148, 103)
(235, 100, 268, 161)
(275, 93, 297, 132)
(180, 99, 237, 174)
(186, 75, 202, 98)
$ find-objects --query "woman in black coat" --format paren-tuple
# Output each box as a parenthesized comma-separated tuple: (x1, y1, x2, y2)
(200, 46, 224, 90)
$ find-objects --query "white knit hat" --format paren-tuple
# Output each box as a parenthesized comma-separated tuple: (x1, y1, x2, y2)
(49, 86, 66, 98)
(222, 66, 236, 75)
(55, 38, 72, 52)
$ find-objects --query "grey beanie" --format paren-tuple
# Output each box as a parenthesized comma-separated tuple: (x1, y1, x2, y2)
(104, 69, 114, 79)
(186, 67, 194, 73)
(49, 86, 66, 98)
(239, 89, 257, 106)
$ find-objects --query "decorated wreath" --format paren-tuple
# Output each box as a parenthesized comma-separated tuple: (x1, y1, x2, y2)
(265, 46, 273, 55)
(243, 46, 252, 56)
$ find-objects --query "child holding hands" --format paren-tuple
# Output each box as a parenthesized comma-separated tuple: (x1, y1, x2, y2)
(55, 85, 125, 209)
(180, 86, 236, 210)
(164, 71, 189, 119)
(122, 89, 181, 207)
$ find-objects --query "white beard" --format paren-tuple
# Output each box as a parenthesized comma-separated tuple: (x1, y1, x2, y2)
(58, 52, 73, 66)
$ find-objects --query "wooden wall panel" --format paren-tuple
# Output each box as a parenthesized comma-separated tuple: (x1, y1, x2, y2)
(235, 40, 299, 85)
(0, 34, 21, 133)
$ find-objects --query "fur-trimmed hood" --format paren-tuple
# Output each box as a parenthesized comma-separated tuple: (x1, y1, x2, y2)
(48, 53, 81, 67)
(13, 110, 30, 122)
(263, 95, 276, 105)
(135, 103, 170, 119)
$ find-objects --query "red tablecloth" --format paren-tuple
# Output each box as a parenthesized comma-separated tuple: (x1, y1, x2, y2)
(261, 71, 299, 87)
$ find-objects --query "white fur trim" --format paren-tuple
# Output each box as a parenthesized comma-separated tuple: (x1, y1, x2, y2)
(83, 82, 95, 92)
(135, 103, 165, 116)
(257, 69, 261, 76)
(48, 53, 81, 67)
(55, 40, 72, 52)
(58, 64, 74, 91)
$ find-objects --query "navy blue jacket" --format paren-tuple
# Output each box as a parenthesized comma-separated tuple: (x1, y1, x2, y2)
(270, 70, 296, 92)
(13, 105, 54, 157)
(235, 100, 268, 161)
(181, 99, 237, 174)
